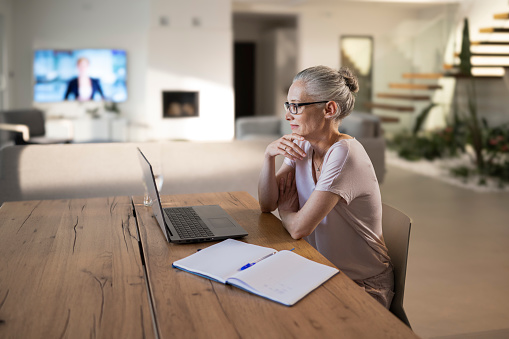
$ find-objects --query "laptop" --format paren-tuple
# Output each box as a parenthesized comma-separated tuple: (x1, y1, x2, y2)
(137, 147, 248, 243)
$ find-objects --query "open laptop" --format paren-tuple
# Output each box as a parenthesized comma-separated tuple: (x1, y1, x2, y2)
(137, 147, 248, 243)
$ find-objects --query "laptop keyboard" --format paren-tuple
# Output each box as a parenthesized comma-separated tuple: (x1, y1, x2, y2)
(164, 207, 214, 239)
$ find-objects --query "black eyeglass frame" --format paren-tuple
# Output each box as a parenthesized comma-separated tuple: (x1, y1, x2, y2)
(284, 101, 330, 115)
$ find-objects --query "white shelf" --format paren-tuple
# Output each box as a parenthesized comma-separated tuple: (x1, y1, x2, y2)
(46, 115, 128, 143)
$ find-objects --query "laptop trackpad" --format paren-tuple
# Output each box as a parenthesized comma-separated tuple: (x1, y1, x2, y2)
(208, 217, 235, 229)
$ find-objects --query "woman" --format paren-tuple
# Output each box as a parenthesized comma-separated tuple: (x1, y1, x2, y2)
(64, 57, 104, 101)
(258, 65, 394, 308)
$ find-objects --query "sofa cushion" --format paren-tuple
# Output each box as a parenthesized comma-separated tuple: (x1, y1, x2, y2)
(236, 116, 281, 140)
(339, 111, 381, 139)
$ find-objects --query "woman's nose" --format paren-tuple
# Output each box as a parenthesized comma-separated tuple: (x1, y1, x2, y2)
(285, 110, 293, 121)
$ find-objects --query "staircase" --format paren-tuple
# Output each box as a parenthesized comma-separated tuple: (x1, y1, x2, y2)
(368, 7, 509, 129)
(365, 72, 443, 125)
(447, 9, 509, 76)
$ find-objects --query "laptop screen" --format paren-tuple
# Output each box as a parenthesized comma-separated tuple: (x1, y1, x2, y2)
(137, 148, 170, 242)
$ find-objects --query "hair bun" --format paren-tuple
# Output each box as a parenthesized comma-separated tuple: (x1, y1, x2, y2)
(339, 67, 359, 93)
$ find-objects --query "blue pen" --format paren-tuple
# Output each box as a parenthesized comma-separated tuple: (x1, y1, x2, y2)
(239, 252, 275, 271)
(239, 248, 296, 271)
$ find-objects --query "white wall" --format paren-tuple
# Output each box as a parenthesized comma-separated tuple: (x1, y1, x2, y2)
(10, 0, 149, 122)
(146, 0, 234, 141)
(8, 0, 234, 141)
(297, 3, 426, 72)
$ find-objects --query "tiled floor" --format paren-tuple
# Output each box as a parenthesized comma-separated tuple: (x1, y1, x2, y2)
(380, 165, 509, 339)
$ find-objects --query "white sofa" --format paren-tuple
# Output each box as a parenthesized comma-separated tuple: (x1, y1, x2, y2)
(236, 111, 386, 183)
(0, 140, 284, 205)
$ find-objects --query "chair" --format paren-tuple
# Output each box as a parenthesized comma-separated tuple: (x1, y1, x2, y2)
(382, 203, 412, 328)
(0, 109, 72, 146)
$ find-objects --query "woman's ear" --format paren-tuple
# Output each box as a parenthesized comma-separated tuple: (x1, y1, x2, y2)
(324, 101, 338, 119)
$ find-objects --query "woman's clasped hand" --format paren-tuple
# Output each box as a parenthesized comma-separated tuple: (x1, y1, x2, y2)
(266, 133, 306, 161)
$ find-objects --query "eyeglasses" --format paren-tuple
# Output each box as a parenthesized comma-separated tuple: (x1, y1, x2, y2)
(284, 101, 329, 115)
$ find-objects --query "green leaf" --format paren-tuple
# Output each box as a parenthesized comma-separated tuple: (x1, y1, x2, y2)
(459, 18, 472, 76)
(412, 103, 437, 136)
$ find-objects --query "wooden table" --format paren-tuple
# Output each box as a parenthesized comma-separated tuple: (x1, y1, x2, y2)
(0, 197, 154, 338)
(0, 192, 419, 339)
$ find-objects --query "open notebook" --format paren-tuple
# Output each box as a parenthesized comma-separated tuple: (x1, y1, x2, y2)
(172, 239, 339, 306)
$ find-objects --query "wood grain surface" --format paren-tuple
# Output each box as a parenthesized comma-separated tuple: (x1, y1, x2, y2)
(133, 191, 419, 339)
(0, 197, 154, 339)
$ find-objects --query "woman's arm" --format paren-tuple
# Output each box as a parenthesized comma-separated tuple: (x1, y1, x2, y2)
(258, 133, 306, 212)
(258, 160, 293, 212)
(278, 172, 341, 239)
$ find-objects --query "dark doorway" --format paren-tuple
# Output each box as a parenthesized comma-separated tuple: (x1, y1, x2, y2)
(234, 42, 256, 119)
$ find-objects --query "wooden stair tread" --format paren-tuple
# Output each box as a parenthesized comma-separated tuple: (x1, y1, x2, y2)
(444, 63, 508, 69)
(454, 52, 509, 57)
(365, 103, 414, 112)
(377, 93, 430, 100)
(442, 73, 504, 79)
(402, 73, 443, 79)
(378, 116, 400, 123)
(442, 65, 505, 78)
(480, 27, 509, 33)
(389, 83, 442, 90)
(469, 64, 509, 67)
(471, 41, 509, 45)
(494, 13, 509, 20)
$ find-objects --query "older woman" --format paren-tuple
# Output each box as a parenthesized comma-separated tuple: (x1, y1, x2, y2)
(258, 65, 394, 308)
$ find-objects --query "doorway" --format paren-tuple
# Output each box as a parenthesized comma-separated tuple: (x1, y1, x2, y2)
(234, 42, 256, 119)
(233, 13, 297, 119)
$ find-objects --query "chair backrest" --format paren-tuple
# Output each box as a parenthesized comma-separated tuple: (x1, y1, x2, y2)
(339, 111, 382, 138)
(382, 203, 412, 328)
(1, 109, 46, 139)
(235, 116, 281, 140)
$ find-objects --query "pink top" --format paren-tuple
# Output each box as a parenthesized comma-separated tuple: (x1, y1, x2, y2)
(284, 139, 390, 281)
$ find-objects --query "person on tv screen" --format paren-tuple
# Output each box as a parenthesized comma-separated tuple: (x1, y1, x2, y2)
(258, 65, 394, 309)
(64, 57, 104, 101)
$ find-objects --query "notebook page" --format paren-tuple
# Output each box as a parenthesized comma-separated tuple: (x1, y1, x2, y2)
(227, 250, 339, 306)
(172, 239, 276, 283)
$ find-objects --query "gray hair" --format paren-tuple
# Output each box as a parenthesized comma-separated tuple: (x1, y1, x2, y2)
(293, 65, 359, 121)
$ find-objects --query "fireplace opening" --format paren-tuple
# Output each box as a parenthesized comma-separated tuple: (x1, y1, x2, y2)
(162, 91, 199, 118)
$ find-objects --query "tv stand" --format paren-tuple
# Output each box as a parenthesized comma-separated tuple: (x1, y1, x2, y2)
(46, 116, 128, 143)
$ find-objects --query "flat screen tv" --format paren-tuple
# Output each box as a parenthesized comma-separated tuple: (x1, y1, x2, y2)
(33, 49, 127, 103)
